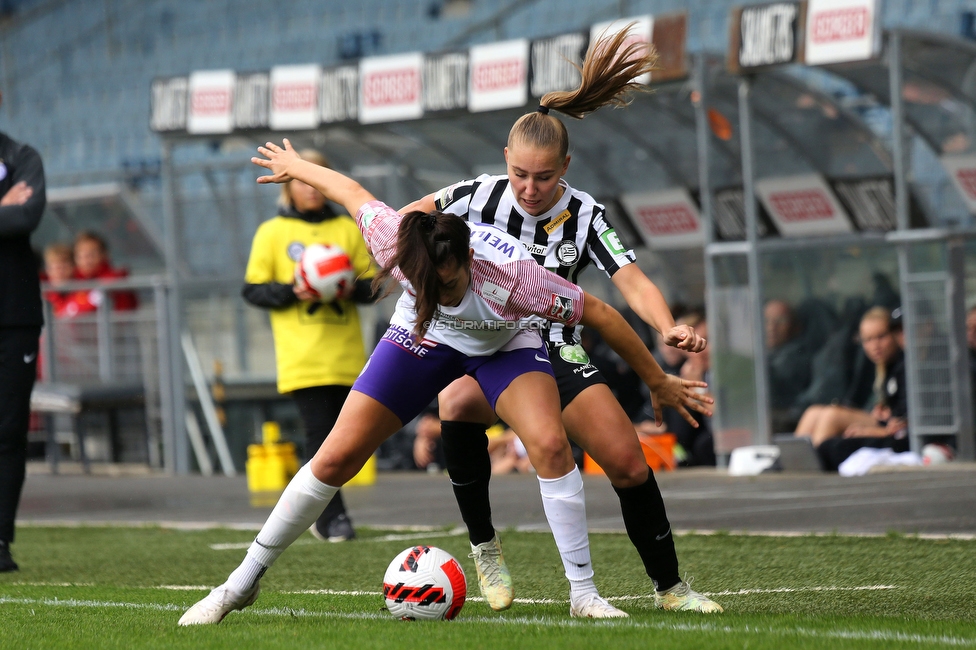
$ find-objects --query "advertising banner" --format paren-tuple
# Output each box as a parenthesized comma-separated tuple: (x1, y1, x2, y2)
(619, 188, 704, 249)
(187, 70, 235, 134)
(270, 64, 320, 130)
(469, 40, 529, 112)
(150, 77, 188, 132)
(359, 53, 423, 124)
(941, 155, 976, 214)
(423, 52, 468, 112)
(728, 2, 804, 73)
(804, 0, 881, 65)
(530, 33, 587, 97)
(320, 65, 359, 123)
(756, 174, 853, 236)
(233, 72, 269, 130)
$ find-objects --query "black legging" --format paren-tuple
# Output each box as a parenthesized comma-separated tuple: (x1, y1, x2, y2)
(291, 385, 352, 526)
(0, 326, 40, 544)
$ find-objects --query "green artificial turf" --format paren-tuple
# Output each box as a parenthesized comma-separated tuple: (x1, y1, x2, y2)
(1, 525, 974, 649)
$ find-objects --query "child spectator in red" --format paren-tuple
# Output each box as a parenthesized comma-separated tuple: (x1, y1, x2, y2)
(72, 231, 137, 311)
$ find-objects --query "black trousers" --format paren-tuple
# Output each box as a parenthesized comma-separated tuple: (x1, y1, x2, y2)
(0, 326, 40, 544)
(291, 385, 351, 525)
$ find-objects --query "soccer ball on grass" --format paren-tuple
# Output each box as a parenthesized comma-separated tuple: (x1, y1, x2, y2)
(383, 545, 466, 620)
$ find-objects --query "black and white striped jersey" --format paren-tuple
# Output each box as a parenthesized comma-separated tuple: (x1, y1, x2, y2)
(434, 173, 636, 346)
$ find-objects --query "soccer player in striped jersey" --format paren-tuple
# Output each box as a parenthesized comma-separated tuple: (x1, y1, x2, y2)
(179, 139, 712, 625)
(401, 27, 723, 613)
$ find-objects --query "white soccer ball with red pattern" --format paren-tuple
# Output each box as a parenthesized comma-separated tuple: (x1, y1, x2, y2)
(295, 243, 355, 302)
(383, 545, 466, 621)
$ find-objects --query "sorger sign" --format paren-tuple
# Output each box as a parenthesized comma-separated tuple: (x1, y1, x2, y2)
(270, 65, 320, 130)
(804, 0, 881, 65)
(187, 70, 235, 134)
(620, 188, 704, 249)
(359, 53, 423, 124)
(940, 155, 976, 215)
(756, 174, 852, 236)
(468, 40, 528, 113)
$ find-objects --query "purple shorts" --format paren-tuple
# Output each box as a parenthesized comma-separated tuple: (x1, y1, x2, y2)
(352, 324, 554, 425)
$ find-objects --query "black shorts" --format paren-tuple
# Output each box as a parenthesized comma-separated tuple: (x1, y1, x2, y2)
(547, 342, 608, 409)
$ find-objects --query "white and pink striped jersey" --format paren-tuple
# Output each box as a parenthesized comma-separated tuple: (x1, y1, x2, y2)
(357, 200, 585, 356)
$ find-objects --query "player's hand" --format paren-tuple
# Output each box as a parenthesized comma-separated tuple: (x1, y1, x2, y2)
(663, 324, 706, 352)
(647, 374, 713, 428)
(253, 138, 301, 184)
(293, 284, 318, 301)
(0, 181, 33, 207)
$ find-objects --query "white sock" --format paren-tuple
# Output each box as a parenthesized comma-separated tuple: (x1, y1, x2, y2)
(537, 467, 598, 601)
(225, 463, 337, 595)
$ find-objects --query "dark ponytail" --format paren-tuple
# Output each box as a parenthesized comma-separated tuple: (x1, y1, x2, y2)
(373, 211, 471, 336)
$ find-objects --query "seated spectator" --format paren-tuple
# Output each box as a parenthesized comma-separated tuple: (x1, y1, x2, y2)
(765, 300, 812, 423)
(41, 243, 88, 318)
(794, 307, 907, 469)
(635, 310, 715, 466)
(72, 231, 138, 311)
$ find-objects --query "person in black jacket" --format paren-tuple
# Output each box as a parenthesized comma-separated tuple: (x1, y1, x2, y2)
(0, 88, 47, 572)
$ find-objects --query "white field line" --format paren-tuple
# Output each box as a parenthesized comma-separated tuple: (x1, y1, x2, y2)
(11, 582, 900, 603)
(19, 519, 976, 541)
(208, 528, 467, 550)
(1, 596, 973, 647)
(286, 584, 898, 604)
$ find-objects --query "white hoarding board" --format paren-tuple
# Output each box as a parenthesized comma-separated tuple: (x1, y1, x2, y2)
(620, 188, 704, 249)
(187, 70, 235, 134)
(468, 40, 529, 113)
(359, 53, 424, 124)
(270, 65, 320, 130)
(941, 155, 976, 214)
(756, 174, 853, 236)
(805, 0, 881, 65)
(590, 16, 653, 84)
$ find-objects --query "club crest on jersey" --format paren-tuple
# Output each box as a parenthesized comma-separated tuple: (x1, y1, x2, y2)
(555, 240, 579, 266)
(548, 294, 574, 321)
(543, 209, 572, 234)
(558, 344, 590, 365)
(287, 242, 305, 261)
(480, 281, 511, 307)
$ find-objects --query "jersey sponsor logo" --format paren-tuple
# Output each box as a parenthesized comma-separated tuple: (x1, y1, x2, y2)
(580, 368, 598, 378)
(599, 229, 626, 255)
(476, 230, 517, 257)
(543, 209, 572, 234)
(534, 353, 551, 365)
(887, 376, 897, 395)
(548, 294, 574, 321)
(555, 240, 579, 266)
(558, 343, 590, 365)
(0, 161, 7, 182)
(480, 281, 511, 307)
(523, 242, 547, 257)
(287, 242, 305, 262)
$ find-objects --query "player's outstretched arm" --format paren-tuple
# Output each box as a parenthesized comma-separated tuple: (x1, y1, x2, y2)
(579, 291, 712, 427)
(252, 139, 375, 217)
(611, 264, 706, 353)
